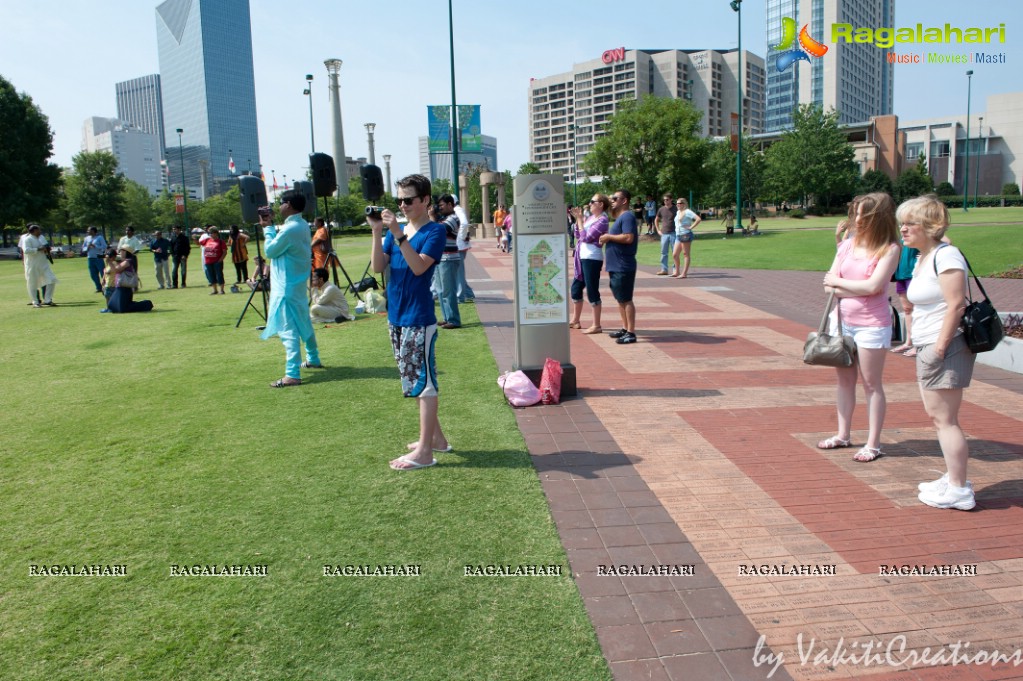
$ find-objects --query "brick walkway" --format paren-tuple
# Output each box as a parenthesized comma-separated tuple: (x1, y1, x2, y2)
(466, 247, 1023, 681)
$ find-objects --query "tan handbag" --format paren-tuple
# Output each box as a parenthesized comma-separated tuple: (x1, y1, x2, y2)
(803, 291, 857, 367)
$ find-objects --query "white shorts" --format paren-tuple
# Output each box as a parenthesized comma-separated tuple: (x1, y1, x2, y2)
(829, 315, 891, 349)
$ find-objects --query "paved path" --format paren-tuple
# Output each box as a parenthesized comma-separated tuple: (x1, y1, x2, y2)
(466, 247, 1023, 681)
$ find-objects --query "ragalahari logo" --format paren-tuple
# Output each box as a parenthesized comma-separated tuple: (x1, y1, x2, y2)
(773, 17, 828, 71)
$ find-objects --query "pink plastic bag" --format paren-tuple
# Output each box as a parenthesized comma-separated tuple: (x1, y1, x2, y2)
(497, 371, 541, 407)
(539, 357, 563, 405)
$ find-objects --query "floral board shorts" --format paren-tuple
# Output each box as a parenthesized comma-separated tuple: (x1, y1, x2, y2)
(388, 323, 439, 398)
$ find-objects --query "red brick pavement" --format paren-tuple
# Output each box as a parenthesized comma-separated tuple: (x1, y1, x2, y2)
(466, 247, 1023, 681)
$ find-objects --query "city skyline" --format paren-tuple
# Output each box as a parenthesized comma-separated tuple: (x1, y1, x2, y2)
(0, 1, 1018, 195)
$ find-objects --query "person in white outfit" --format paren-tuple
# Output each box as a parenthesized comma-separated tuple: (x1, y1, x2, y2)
(20, 224, 58, 307)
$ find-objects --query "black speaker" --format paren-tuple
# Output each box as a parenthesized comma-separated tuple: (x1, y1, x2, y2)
(293, 180, 316, 218)
(309, 153, 337, 197)
(360, 164, 384, 202)
(238, 175, 267, 223)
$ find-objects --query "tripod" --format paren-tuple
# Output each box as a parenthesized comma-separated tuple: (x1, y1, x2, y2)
(235, 224, 269, 329)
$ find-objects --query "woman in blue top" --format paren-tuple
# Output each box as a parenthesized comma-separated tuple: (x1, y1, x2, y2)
(671, 199, 702, 278)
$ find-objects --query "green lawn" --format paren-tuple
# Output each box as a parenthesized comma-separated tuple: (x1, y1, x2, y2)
(0, 256, 610, 681)
(742, 205, 1023, 231)
(638, 220, 1023, 276)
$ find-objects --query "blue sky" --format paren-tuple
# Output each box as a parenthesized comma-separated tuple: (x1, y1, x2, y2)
(1, 0, 1019, 189)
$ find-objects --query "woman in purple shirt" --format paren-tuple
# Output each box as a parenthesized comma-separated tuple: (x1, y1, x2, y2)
(568, 194, 611, 334)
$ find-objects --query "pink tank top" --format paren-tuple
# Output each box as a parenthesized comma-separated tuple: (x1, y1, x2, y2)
(836, 240, 891, 327)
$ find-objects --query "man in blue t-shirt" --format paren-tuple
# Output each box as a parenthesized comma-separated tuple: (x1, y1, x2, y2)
(600, 189, 639, 345)
(369, 174, 450, 471)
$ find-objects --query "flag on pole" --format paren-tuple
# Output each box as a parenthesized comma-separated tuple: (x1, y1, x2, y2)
(272, 174, 278, 190)
(228, 157, 236, 174)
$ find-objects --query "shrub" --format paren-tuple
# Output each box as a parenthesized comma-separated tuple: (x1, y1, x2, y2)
(1003, 183, 1021, 196)
(789, 209, 806, 219)
(935, 182, 955, 196)
(1003, 313, 1023, 340)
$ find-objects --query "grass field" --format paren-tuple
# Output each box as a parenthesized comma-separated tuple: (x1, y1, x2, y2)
(0, 256, 611, 681)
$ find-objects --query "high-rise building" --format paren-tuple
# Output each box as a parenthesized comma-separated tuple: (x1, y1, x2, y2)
(765, 0, 894, 132)
(418, 135, 498, 182)
(116, 75, 166, 162)
(156, 0, 260, 197)
(82, 117, 164, 196)
(528, 48, 765, 180)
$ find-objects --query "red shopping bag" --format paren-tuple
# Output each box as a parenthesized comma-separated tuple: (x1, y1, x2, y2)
(539, 357, 563, 405)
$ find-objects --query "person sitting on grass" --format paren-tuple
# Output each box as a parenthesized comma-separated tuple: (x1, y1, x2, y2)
(309, 267, 352, 324)
(106, 248, 154, 313)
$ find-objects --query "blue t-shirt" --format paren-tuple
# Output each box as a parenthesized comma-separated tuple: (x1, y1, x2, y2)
(604, 211, 638, 273)
(383, 222, 446, 327)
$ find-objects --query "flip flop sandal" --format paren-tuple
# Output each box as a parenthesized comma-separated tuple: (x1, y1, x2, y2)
(890, 344, 912, 354)
(902, 348, 918, 358)
(390, 455, 436, 471)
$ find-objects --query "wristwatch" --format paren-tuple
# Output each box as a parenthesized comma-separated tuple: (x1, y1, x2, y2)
(396, 234, 408, 246)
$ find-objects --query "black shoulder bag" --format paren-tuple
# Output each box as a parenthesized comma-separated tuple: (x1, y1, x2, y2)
(933, 245, 1004, 353)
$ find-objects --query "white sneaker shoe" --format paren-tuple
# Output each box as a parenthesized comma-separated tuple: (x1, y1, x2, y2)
(918, 483, 976, 510)
(918, 473, 972, 494)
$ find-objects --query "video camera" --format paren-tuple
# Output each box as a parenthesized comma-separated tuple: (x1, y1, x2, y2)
(365, 205, 385, 220)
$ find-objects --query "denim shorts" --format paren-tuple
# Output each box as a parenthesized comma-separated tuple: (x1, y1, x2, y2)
(608, 270, 636, 303)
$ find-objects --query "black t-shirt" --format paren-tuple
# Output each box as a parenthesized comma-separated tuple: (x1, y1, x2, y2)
(656, 206, 677, 234)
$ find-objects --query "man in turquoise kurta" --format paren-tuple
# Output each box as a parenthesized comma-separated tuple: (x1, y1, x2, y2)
(258, 190, 321, 387)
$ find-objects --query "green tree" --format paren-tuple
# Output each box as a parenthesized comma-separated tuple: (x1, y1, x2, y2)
(0, 76, 62, 235)
(583, 95, 709, 198)
(935, 181, 956, 197)
(893, 156, 934, 203)
(197, 185, 244, 227)
(516, 162, 541, 176)
(123, 180, 157, 231)
(763, 104, 858, 211)
(858, 169, 895, 196)
(65, 150, 126, 234)
(152, 190, 182, 230)
(703, 140, 764, 214)
(1002, 183, 1021, 196)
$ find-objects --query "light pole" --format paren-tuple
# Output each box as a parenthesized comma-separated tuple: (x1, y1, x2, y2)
(731, 0, 743, 231)
(365, 123, 376, 165)
(963, 69, 973, 213)
(571, 125, 581, 207)
(304, 74, 315, 154)
(975, 116, 983, 206)
(447, 0, 460, 190)
(324, 59, 349, 197)
(176, 128, 189, 230)
(383, 154, 392, 194)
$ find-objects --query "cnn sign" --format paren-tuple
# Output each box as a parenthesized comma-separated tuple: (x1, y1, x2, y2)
(601, 47, 626, 64)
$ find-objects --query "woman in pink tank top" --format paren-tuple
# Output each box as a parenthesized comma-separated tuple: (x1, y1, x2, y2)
(818, 193, 900, 462)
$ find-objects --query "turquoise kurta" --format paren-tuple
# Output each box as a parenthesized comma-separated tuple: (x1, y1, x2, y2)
(260, 215, 316, 342)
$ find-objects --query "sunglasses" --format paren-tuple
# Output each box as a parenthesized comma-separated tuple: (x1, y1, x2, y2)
(396, 196, 420, 206)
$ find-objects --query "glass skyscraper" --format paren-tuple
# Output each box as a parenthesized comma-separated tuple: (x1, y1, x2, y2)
(116, 74, 166, 162)
(765, 0, 894, 132)
(156, 0, 260, 197)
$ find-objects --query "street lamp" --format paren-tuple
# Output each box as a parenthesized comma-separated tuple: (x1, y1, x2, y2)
(304, 74, 315, 154)
(365, 123, 376, 165)
(447, 0, 460, 191)
(975, 116, 983, 206)
(963, 69, 973, 213)
(176, 128, 189, 230)
(731, 0, 743, 231)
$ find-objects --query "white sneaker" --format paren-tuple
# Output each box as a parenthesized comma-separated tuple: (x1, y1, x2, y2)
(918, 473, 972, 494)
(918, 483, 976, 510)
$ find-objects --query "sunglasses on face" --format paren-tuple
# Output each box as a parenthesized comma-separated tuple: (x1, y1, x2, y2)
(396, 196, 420, 206)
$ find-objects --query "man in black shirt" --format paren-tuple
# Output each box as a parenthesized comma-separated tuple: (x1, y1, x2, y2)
(170, 225, 191, 288)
